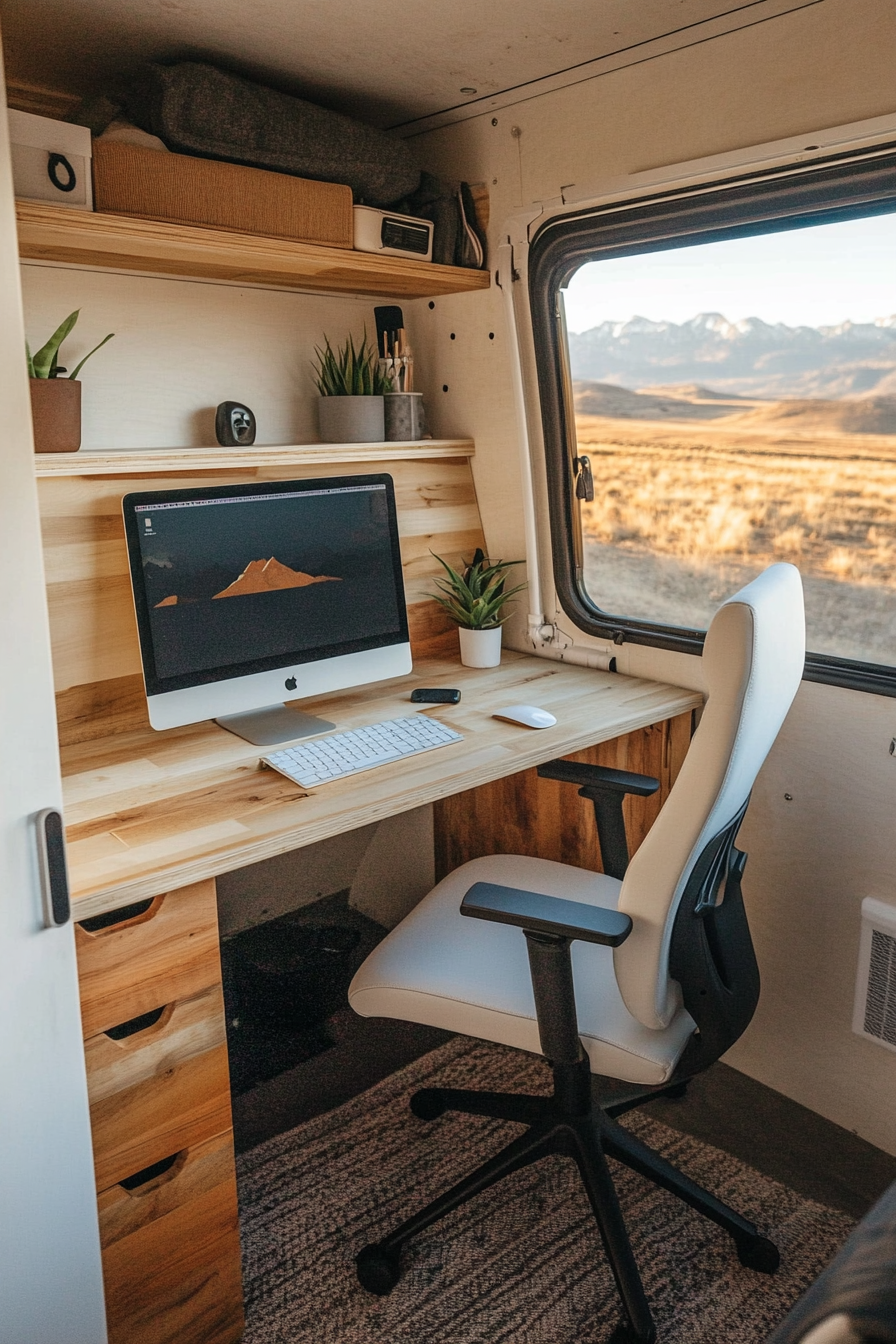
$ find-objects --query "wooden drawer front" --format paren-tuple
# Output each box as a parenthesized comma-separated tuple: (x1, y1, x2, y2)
(76, 878, 221, 1038)
(87, 983, 232, 1191)
(99, 1130, 244, 1344)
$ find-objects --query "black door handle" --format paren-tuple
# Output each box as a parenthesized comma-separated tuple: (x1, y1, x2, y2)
(575, 454, 595, 502)
(35, 808, 71, 927)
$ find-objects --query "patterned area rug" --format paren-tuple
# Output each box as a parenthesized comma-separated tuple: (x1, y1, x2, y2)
(237, 1037, 853, 1343)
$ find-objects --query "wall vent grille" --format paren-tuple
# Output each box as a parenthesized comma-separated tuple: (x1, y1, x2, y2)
(853, 897, 896, 1054)
(864, 929, 896, 1046)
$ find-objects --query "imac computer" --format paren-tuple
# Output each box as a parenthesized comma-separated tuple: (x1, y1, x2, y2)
(122, 473, 412, 745)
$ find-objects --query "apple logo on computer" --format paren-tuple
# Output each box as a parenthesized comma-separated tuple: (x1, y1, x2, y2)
(285, 676, 297, 691)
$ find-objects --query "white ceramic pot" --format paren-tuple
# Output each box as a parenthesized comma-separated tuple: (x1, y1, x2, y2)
(458, 625, 502, 668)
(318, 395, 385, 444)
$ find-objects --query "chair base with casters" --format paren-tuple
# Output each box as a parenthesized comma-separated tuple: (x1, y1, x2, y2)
(353, 860, 779, 1344)
(348, 566, 806, 1343)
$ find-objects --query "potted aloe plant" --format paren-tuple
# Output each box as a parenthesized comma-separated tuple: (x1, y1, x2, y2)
(429, 548, 526, 668)
(27, 310, 114, 453)
(312, 331, 392, 443)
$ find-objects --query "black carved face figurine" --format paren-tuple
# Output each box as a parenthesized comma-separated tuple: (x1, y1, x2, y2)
(215, 401, 257, 446)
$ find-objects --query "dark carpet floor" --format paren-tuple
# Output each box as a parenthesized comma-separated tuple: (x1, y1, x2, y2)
(236, 1037, 856, 1344)
(224, 892, 896, 1222)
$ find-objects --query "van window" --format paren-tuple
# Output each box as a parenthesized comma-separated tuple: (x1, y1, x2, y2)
(529, 150, 896, 695)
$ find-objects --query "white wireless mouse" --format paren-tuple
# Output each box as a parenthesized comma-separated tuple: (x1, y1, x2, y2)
(492, 704, 558, 729)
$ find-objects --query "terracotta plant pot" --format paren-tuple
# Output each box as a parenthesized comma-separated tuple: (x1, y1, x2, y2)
(458, 625, 503, 668)
(30, 378, 81, 453)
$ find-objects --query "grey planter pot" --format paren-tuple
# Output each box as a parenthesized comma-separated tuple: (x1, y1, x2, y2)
(317, 395, 385, 444)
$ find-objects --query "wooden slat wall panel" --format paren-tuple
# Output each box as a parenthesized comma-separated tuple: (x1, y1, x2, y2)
(38, 454, 485, 742)
(433, 711, 693, 880)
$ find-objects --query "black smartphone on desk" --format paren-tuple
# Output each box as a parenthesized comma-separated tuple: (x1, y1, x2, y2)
(410, 688, 461, 704)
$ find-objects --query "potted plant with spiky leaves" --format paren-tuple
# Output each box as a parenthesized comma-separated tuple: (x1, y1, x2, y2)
(429, 548, 526, 667)
(27, 310, 114, 453)
(312, 330, 392, 444)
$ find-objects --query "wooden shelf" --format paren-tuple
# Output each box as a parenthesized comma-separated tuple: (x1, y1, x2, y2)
(34, 437, 474, 476)
(16, 202, 492, 299)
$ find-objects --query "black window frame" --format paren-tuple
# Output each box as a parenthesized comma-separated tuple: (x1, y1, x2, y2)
(529, 144, 896, 697)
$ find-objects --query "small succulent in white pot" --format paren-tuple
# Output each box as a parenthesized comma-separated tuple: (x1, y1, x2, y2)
(429, 548, 526, 668)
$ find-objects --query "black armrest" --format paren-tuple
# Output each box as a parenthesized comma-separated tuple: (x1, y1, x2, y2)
(536, 760, 659, 797)
(461, 881, 632, 946)
(536, 761, 660, 881)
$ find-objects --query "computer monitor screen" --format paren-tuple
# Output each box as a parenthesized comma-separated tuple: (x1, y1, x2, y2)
(122, 473, 411, 734)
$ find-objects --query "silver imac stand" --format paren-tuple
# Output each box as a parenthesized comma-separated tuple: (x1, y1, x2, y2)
(215, 705, 336, 747)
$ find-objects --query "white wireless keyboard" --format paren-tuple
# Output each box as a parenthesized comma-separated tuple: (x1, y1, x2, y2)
(263, 715, 464, 787)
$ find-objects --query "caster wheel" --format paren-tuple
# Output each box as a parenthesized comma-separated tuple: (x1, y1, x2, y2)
(410, 1088, 446, 1121)
(736, 1235, 780, 1274)
(356, 1243, 401, 1295)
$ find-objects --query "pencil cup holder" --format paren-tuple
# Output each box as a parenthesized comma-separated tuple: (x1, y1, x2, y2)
(384, 392, 426, 441)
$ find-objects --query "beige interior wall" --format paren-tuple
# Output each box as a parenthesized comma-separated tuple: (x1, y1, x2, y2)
(407, 0, 896, 1154)
(20, 264, 391, 450)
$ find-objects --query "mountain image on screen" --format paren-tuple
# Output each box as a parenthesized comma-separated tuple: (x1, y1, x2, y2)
(135, 485, 404, 684)
(154, 557, 340, 606)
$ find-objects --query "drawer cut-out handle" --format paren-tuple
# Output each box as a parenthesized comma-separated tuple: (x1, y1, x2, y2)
(105, 1005, 167, 1041)
(78, 895, 160, 936)
(119, 1150, 186, 1193)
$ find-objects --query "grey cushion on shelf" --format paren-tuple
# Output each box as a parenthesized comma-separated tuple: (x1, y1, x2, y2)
(124, 61, 420, 207)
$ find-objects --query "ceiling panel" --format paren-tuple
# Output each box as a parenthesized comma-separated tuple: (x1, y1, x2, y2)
(1, 0, 777, 128)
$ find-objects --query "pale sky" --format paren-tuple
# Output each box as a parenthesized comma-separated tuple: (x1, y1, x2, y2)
(563, 211, 896, 333)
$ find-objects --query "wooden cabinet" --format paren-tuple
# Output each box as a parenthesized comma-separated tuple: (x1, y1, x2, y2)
(75, 878, 244, 1344)
(75, 880, 223, 1037)
(98, 1132, 243, 1344)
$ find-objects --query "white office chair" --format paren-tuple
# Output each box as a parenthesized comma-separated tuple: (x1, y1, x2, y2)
(348, 563, 806, 1343)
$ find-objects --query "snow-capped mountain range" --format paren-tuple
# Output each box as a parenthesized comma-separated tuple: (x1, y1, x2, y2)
(567, 313, 896, 398)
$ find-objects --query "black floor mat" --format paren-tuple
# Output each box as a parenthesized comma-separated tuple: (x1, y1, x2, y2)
(221, 890, 450, 1149)
(221, 890, 383, 1095)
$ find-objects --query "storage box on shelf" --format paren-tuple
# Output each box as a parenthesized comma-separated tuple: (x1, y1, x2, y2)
(92, 139, 354, 248)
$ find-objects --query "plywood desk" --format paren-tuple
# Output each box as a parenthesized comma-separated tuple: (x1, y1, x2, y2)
(62, 651, 702, 917)
(62, 653, 701, 1344)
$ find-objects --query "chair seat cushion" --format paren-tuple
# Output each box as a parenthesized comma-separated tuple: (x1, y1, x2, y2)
(349, 855, 696, 1086)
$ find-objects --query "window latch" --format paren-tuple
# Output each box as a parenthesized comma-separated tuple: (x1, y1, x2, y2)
(575, 455, 594, 502)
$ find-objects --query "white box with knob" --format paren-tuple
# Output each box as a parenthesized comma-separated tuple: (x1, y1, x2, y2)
(8, 109, 93, 210)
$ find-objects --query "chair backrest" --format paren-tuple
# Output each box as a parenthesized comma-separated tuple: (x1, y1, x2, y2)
(614, 563, 805, 1031)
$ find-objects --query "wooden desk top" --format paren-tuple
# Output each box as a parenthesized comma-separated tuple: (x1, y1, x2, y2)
(61, 652, 703, 919)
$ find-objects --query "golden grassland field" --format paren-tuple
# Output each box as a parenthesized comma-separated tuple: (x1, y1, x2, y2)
(574, 410, 896, 664)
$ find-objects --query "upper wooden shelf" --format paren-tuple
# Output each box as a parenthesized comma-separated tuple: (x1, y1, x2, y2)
(16, 202, 492, 299)
(34, 437, 475, 476)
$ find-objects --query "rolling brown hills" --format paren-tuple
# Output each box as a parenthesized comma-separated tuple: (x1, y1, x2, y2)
(572, 381, 896, 439)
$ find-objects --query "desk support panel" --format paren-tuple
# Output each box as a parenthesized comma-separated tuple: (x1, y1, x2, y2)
(434, 714, 692, 881)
